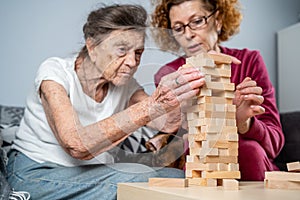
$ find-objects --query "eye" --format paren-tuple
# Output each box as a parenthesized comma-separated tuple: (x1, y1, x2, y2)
(172, 24, 184, 33)
(116, 46, 127, 56)
(190, 17, 205, 27)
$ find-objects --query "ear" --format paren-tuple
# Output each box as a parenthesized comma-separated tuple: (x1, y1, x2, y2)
(86, 38, 97, 63)
(214, 10, 223, 33)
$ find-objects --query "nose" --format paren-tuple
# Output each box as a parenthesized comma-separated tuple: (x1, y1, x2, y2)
(184, 26, 196, 40)
(124, 52, 137, 68)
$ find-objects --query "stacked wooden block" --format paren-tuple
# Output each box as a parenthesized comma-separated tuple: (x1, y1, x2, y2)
(184, 53, 240, 189)
(265, 161, 300, 190)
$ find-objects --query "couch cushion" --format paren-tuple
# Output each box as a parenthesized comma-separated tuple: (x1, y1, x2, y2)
(0, 105, 25, 153)
(275, 111, 300, 171)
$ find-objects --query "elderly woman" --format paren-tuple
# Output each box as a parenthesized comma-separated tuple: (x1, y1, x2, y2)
(151, 0, 284, 181)
(6, 4, 206, 200)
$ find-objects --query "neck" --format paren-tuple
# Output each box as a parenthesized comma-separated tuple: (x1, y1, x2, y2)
(75, 56, 108, 103)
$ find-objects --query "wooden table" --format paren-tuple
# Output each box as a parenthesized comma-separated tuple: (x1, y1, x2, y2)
(117, 181, 300, 200)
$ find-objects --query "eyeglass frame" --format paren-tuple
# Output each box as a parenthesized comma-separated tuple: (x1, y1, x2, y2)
(170, 9, 218, 36)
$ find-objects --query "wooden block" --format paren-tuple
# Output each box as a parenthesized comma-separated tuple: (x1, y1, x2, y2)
(218, 147, 238, 156)
(187, 126, 202, 134)
(186, 103, 215, 113)
(185, 162, 218, 172)
(185, 162, 208, 171)
(264, 179, 300, 190)
(187, 133, 206, 141)
(202, 140, 238, 149)
(188, 118, 236, 127)
(186, 112, 198, 120)
(201, 156, 238, 164)
(287, 161, 300, 172)
(217, 163, 228, 171)
(217, 63, 231, 70)
(219, 77, 231, 83)
(200, 147, 219, 157)
(196, 96, 232, 104)
(186, 155, 197, 163)
(206, 179, 218, 187)
(207, 53, 232, 64)
(185, 169, 193, 178)
(187, 178, 207, 186)
(226, 133, 239, 141)
(218, 149, 229, 156)
(196, 110, 236, 119)
(188, 126, 238, 141)
(198, 88, 212, 96)
(189, 146, 219, 157)
(188, 140, 202, 148)
(199, 67, 231, 78)
(228, 163, 239, 171)
(186, 155, 239, 164)
(212, 90, 235, 98)
(181, 64, 192, 68)
(226, 104, 236, 112)
(186, 55, 215, 68)
(187, 178, 217, 187)
(220, 179, 239, 190)
(148, 178, 188, 187)
(205, 82, 235, 91)
(202, 171, 241, 179)
(265, 171, 300, 182)
(189, 147, 202, 155)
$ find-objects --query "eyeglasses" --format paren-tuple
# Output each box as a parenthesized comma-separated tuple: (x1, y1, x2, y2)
(171, 9, 218, 36)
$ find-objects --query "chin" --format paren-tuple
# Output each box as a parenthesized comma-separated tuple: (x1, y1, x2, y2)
(113, 79, 128, 86)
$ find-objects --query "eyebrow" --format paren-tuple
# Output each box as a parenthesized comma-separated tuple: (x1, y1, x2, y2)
(113, 41, 144, 50)
(172, 13, 206, 25)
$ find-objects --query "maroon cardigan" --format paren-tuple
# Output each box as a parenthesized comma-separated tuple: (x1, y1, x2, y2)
(154, 46, 284, 161)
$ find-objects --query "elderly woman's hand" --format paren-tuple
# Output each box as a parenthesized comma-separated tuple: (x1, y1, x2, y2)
(151, 66, 205, 111)
(148, 67, 204, 132)
(233, 77, 265, 133)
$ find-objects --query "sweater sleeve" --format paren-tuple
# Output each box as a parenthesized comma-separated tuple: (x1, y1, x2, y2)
(238, 50, 285, 159)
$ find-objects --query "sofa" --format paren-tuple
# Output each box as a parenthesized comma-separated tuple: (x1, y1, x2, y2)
(0, 104, 299, 171)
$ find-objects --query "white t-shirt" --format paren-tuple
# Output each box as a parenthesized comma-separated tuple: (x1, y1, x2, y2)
(12, 56, 142, 166)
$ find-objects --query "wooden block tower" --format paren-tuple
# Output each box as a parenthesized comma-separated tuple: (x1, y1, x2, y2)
(184, 52, 240, 189)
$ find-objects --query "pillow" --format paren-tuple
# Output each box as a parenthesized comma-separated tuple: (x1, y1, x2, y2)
(0, 105, 25, 152)
(118, 126, 158, 154)
(0, 105, 25, 125)
(275, 111, 300, 171)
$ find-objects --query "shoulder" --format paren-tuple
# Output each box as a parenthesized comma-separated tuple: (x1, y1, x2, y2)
(220, 46, 262, 62)
(39, 56, 75, 71)
(35, 56, 76, 93)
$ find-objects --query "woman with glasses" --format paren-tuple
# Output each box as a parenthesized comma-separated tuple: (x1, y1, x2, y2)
(151, 0, 284, 181)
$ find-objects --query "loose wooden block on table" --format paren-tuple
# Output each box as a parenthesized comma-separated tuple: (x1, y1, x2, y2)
(287, 161, 300, 172)
(221, 179, 239, 190)
(148, 178, 188, 187)
(265, 171, 300, 181)
(264, 171, 300, 190)
(265, 179, 300, 190)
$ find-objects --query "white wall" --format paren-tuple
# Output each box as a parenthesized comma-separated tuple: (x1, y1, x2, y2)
(1, 0, 300, 107)
(277, 23, 300, 112)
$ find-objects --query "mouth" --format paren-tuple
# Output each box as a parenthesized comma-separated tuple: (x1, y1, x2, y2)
(118, 72, 132, 78)
(187, 43, 206, 55)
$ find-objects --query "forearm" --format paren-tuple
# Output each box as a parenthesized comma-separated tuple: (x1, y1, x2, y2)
(75, 96, 167, 158)
(240, 116, 284, 159)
